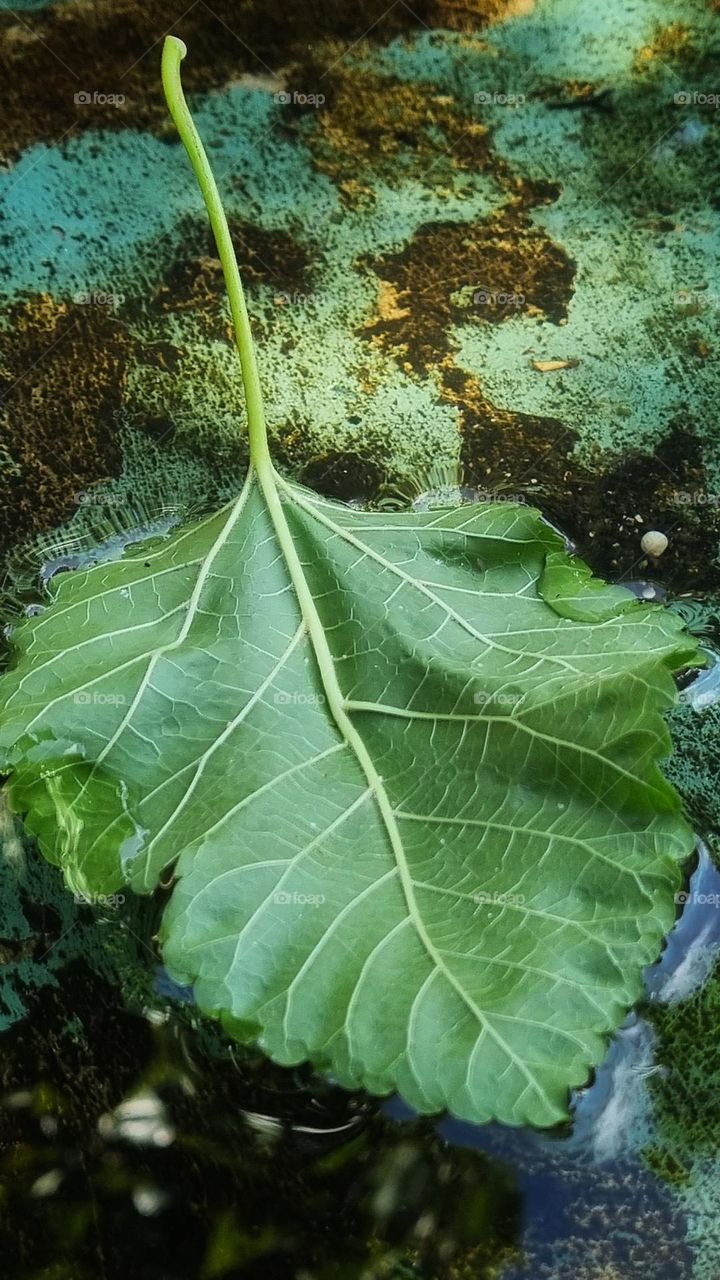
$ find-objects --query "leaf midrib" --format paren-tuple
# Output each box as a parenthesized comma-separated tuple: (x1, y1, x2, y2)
(258, 464, 558, 1113)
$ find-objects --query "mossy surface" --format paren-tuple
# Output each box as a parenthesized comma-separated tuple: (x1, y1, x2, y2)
(2, 0, 720, 1276)
(643, 939, 720, 1280)
(1, 0, 719, 589)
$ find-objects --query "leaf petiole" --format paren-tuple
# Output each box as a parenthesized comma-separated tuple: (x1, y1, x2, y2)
(161, 35, 272, 475)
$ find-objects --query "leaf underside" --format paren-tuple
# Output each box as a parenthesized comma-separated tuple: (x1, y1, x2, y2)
(0, 475, 699, 1126)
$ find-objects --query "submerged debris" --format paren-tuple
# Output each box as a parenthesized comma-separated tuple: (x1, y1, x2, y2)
(531, 357, 581, 372)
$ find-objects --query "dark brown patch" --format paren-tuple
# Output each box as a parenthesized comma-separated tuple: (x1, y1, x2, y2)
(225, 220, 313, 293)
(549, 425, 720, 592)
(149, 218, 314, 339)
(297, 450, 388, 501)
(356, 207, 720, 592)
(287, 63, 494, 200)
(461, 394, 720, 592)
(0, 222, 313, 551)
(444, 363, 576, 497)
(0, 0, 444, 161)
(360, 203, 573, 374)
(0, 294, 134, 549)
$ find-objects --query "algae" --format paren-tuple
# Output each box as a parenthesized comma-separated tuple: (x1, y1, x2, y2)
(1, 0, 720, 1275)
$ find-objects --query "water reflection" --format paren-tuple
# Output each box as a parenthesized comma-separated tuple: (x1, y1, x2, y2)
(0, 928, 701, 1280)
(2, 806, 718, 1277)
(0, 959, 522, 1278)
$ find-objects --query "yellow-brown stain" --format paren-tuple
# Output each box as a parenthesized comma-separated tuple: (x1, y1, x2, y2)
(634, 22, 694, 71)
(292, 63, 493, 199)
(0, 0, 509, 160)
(429, 0, 534, 28)
(0, 295, 134, 548)
(359, 200, 574, 374)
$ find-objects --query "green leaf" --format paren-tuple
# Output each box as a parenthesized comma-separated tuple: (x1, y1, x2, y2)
(0, 36, 702, 1128)
(538, 550, 641, 623)
(0, 475, 700, 1126)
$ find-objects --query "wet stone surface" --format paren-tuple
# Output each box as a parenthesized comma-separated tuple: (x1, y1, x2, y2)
(1, 0, 720, 1276)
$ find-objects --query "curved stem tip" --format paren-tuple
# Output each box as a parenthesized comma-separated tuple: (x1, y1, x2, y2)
(161, 35, 271, 474)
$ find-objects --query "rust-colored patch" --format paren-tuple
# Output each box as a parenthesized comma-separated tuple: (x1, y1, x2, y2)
(634, 22, 694, 72)
(360, 202, 574, 374)
(0, 0, 448, 161)
(429, 0, 534, 28)
(0, 294, 134, 549)
(375, 281, 411, 324)
(291, 63, 494, 200)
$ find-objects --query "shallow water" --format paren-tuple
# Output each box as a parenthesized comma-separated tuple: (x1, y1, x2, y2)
(1, 836, 718, 1277)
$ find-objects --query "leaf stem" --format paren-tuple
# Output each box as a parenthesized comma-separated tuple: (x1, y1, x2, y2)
(161, 35, 271, 474)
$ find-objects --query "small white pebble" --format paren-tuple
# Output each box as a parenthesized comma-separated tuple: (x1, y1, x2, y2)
(30, 1169, 63, 1198)
(640, 530, 668, 557)
(133, 1185, 168, 1216)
